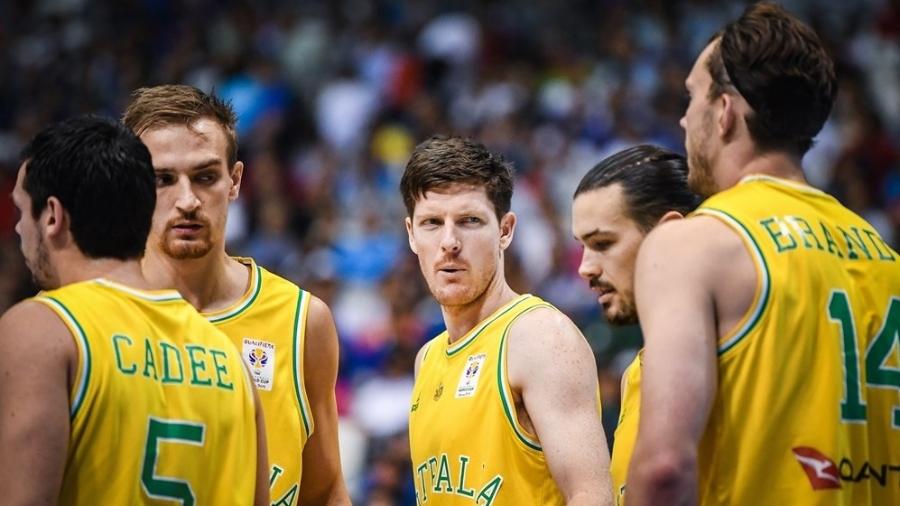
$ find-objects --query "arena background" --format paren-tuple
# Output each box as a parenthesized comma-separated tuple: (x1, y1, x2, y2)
(1, 0, 898, 503)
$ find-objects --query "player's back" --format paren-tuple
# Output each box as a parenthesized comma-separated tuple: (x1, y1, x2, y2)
(34, 278, 258, 505)
(694, 175, 899, 505)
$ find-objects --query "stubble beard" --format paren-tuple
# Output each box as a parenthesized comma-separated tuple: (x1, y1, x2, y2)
(158, 233, 213, 260)
(604, 291, 639, 326)
(28, 234, 56, 290)
(687, 113, 719, 198)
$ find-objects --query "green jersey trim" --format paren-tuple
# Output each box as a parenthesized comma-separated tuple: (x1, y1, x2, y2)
(38, 296, 92, 420)
(695, 207, 772, 355)
(93, 279, 182, 302)
(291, 289, 314, 438)
(446, 294, 531, 357)
(496, 304, 554, 452)
(206, 263, 263, 324)
(739, 174, 828, 197)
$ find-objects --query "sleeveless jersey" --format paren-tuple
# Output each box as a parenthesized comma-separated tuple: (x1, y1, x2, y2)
(204, 257, 314, 506)
(34, 278, 257, 505)
(409, 294, 571, 505)
(691, 175, 900, 505)
(610, 352, 641, 505)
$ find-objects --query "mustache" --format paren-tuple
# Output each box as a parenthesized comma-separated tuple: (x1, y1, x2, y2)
(589, 277, 615, 292)
(166, 211, 210, 228)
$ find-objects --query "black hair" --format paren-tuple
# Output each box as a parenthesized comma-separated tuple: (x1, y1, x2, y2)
(21, 114, 156, 260)
(574, 145, 701, 231)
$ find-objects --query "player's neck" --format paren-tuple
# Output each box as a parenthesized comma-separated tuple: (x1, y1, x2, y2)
(55, 252, 148, 289)
(142, 248, 250, 313)
(441, 277, 519, 344)
(719, 146, 806, 189)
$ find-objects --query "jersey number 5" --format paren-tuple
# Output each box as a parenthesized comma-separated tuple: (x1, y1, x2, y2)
(141, 417, 206, 505)
(828, 291, 900, 428)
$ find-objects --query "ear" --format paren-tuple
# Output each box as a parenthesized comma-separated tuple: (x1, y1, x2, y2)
(718, 93, 737, 139)
(42, 196, 68, 240)
(498, 212, 516, 250)
(405, 216, 418, 255)
(656, 210, 685, 226)
(228, 161, 244, 201)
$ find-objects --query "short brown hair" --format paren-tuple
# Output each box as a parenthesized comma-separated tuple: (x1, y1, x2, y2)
(706, 2, 837, 156)
(400, 136, 514, 219)
(123, 84, 239, 166)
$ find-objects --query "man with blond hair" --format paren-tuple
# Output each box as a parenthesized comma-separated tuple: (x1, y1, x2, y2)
(125, 85, 350, 505)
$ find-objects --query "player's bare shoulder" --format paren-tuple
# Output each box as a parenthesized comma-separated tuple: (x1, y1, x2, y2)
(504, 304, 595, 386)
(506, 304, 586, 352)
(639, 215, 757, 340)
(640, 216, 752, 285)
(0, 299, 76, 364)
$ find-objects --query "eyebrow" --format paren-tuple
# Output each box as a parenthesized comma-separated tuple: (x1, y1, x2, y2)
(154, 158, 222, 172)
(575, 228, 615, 242)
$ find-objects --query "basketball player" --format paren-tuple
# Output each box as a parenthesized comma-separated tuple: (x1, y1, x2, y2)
(124, 85, 349, 505)
(402, 136, 612, 505)
(628, 3, 900, 505)
(570, 145, 699, 505)
(0, 115, 267, 505)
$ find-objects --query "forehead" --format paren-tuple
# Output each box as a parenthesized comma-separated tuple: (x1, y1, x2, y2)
(139, 118, 229, 168)
(413, 184, 495, 216)
(12, 162, 26, 200)
(686, 40, 717, 89)
(571, 183, 639, 235)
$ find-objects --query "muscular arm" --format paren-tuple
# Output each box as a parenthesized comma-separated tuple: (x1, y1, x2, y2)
(298, 296, 351, 505)
(507, 307, 613, 506)
(0, 301, 76, 505)
(626, 217, 753, 505)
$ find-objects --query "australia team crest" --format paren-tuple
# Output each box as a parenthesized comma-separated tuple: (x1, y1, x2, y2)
(456, 353, 487, 398)
(243, 338, 276, 391)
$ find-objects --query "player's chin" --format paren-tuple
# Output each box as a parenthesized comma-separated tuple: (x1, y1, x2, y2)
(604, 304, 638, 326)
(431, 285, 478, 307)
(163, 239, 212, 260)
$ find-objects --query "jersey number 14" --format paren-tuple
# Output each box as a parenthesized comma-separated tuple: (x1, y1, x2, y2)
(828, 291, 900, 428)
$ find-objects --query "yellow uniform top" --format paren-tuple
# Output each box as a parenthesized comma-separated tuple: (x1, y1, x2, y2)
(34, 278, 257, 506)
(409, 294, 571, 506)
(610, 353, 641, 505)
(204, 257, 314, 506)
(691, 175, 900, 505)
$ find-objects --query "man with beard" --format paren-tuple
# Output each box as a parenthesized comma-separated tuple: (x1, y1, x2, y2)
(571, 145, 699, 505)
(402, 136, 612, 505)
(627, 3, 900, 505)
(124, 85, 349, 506)
(0, 115, 268, 505)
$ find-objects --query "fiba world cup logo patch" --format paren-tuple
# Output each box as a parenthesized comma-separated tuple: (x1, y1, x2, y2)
(242, 338, 276, 391)
(456, 353, 486, 398)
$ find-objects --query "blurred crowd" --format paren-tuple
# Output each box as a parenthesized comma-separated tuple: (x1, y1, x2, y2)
(1, 0, 898, 502)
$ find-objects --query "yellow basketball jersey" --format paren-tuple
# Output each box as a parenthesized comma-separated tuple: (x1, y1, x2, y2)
(33, 278, 257, 505)
(610, 353, 641, 505)
(409, 294, 574, 505)
(204, 257, 314, 506)
(690, 175, 900, 505)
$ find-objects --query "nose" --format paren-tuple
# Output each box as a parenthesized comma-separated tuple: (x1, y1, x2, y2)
(679, 113, 687, 131)
(578, 249, 602, 281)
(440, 224, 461, 254)
(174, 178, 201, 213)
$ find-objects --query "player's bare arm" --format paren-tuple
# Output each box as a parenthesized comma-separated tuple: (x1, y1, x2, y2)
(252, 381, 271, 506)
(0, 301, 76, 505)
(298, 296, 351, 505)
(507, 307, 613, 505)
(626, 217, 755, 505)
